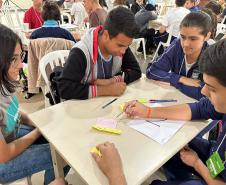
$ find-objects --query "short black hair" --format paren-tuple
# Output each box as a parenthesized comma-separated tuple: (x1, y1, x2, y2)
(199, 39, 226, 87)
(180, 11, 212, 36)
(175, 0, 186, 7)
(0, 24, 21, 96)
(42, 0, 61, 21)
(103, 7, 140, 39)
(204, 0, 223, 15)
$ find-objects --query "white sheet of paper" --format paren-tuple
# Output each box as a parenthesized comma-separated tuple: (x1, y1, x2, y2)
(128, 120, 185, 144)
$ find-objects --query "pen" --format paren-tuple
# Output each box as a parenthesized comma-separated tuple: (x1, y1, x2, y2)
(149, 99, 177, 103)
(145, 120, 160, 127)
(102, 98, 118, 109)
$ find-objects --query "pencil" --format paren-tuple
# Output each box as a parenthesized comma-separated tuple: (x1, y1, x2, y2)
(102, 98, 118, 109)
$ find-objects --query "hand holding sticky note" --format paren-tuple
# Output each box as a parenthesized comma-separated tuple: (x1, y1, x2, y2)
(90, 147, 102, 157)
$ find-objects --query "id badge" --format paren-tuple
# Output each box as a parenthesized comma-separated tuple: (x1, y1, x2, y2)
(206, 151, 225, 178)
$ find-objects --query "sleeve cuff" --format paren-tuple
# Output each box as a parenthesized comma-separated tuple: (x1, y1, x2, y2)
(169, 73, 181, 87)
(89, 85, 97, 98)
(188, 102, 200, 120)
(113, 75, 124, 82)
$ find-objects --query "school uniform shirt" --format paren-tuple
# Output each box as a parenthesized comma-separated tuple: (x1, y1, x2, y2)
(23, 7, 43, 29)
(30, 20, 76, 43)
(188, 97, 226, 181)
(0, 91, 20, 143)
(58, 26, 142, 100)
(146, 39, 209, 100)
(162, 7, 190, 37)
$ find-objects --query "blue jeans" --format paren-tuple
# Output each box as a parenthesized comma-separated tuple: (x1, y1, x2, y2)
(0, 124, 69, 185)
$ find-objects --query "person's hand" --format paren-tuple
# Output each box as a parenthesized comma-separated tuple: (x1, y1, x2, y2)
(180, 146, 199, 168)
(107, 82, 126, 96)
(94, 78, 115, 86)
(48, 178, 68, 185)
(123, 100, 149, 118)
(92, 142, 124, 181)
(179, 77, 201, 87)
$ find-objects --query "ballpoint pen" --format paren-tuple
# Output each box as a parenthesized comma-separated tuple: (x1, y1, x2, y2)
(149, 99, 177, 103)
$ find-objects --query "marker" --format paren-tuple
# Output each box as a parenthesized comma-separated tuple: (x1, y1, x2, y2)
(102, 98, 118, 109)
(149, 99, 177, 103)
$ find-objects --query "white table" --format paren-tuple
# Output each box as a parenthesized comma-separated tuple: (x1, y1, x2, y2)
(29, 77, 209, 185)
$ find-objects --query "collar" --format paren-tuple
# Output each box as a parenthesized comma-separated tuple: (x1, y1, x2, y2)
(93, 25, 103, 64)
(42, 20, 59, 28)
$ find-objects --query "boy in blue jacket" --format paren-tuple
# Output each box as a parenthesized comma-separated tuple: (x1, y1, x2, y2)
(124, 39, 226, 185)
(146, 12, 211, 100)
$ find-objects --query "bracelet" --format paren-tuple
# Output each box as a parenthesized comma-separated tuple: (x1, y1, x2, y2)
(146, 107, 151, 118)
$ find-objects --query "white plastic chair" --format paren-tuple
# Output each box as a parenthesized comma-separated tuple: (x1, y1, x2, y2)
(133, 38, 146, 60)
(39, 50, 70, 106)
(152, 21, 180, 61)
(216, 23, 226, 36)
(61, 12, 72, 24)
(221, 15, 226, 24)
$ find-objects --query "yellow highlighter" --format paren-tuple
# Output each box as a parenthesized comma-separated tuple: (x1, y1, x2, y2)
(92, 125, 122, 135)
(90, 147, 102, 157)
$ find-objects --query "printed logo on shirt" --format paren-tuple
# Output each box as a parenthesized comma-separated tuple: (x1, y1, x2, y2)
(191, 69, 200, 79)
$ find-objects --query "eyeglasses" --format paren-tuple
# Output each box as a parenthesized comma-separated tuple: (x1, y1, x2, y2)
(10, 51, 26, 67)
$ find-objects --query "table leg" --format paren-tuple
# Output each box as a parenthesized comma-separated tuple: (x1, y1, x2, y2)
(50, 143, 66, 178)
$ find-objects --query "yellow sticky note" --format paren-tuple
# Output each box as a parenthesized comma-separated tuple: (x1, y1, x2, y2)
(92, 125, 122, 135)
(119, 104, 124, 111)
(138, 98, 147, 103)
(90, 147, 102, 157)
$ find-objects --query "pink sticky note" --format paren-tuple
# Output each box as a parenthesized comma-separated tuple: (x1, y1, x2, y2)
(96, 118, 117, 128)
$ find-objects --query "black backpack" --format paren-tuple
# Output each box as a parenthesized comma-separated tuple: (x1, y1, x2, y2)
(46, 66, 63, 105)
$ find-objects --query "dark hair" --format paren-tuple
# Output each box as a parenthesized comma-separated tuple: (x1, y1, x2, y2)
(199, 39, 226, 87)
(42, 1, 61, 21)
(103, 7, 139, 38)
(202, 8, 217, 38)
(204, 0, 222, 15)
(180, 11, 212, 36)
(0, 24, 22, 96)
(175, 0, 186, 7)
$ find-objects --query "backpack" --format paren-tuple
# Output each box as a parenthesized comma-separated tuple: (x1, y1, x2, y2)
(46, 66, 63, 105)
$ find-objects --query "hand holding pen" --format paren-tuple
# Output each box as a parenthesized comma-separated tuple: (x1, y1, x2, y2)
(123, 100, 150, 118)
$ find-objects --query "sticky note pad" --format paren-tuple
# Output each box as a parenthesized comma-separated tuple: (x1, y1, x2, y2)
(92, 125, 122, 135)
(96, 118, 117, 128)
(90, 147, 102, 157)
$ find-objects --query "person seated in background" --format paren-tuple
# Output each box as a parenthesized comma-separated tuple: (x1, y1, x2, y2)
(83, 0, 108, 28)
(153, 0, 190, 55)
(135, 3, 157, 55)
(57, 7, 141, 100)
(146, 12, 211, 100)
(204, 0, 222, 22)
(124, 39, 226, 185)
(70, 0, 86, 25)
(30, 0, 76, 42)
(131, 0, 146, 15)
(185, 0, 200, 11)
(113, 0, 130, 8)
(219, 0, 226, 22)
(23, 0, 44, 29)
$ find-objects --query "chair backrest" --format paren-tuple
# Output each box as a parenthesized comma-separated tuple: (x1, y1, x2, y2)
(61, 12, 72, 24)
(216, 23, 226, 36)
(221, 15, 226, 24)
(165, 21, 180, 45)
(39, 50, 70, 104)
